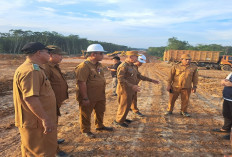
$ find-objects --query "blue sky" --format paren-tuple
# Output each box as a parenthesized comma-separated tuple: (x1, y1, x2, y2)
(0, 0, 231, 48)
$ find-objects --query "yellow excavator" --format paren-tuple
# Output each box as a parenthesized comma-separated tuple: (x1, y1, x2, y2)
(81, 50, 86, 57)
(107, 51, 127, 56)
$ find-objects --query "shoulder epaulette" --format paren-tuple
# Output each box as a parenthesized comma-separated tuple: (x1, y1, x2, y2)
(84, 61, 90, 64)
(32, 64, 40, 71)
(122, 62, 128, 67)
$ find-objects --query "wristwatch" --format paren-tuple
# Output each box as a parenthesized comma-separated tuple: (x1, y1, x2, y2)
(193, 86, 197, 88)
(83, 98, 89, 101)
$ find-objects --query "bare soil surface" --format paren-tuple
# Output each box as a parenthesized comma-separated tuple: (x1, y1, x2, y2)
(0, 55, 231, 157)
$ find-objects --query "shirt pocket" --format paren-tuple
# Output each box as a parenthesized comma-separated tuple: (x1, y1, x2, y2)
(89, 70, 98, 80)
(186, 69, 194, 76)
(175, 69, 184, 76)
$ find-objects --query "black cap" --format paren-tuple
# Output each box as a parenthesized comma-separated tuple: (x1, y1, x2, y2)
(21, 42, 48, 54)
(112, 56, 120, 61)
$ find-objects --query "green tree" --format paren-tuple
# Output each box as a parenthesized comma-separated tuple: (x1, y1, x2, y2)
(147, 47, 166, 57)
(0, 29, 131, 54)
(166, 37, 190, 50)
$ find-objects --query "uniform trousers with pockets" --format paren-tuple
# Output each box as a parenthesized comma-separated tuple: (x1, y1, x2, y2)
(19, 126, 57, 157)
(130, 92, 139, 113)
(116, 92, 136, 123)
(222, 99, 232, 131)
(167, 88, 191, 112)
(79, 100, 106, 133)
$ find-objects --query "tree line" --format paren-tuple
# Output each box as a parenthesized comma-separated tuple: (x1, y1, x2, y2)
(0, 29, 130, 54)
(1, 30, 231, 57)
(148, 37, 232, 57)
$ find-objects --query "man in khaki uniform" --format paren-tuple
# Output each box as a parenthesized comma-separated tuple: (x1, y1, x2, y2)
(114, 51, 159, 127)
(44, 45, 68, 117)
(130, 54, 159, 117)
(75, 44, 113, 138)
(165, 53, 198, 117)
(13, 42, 57, 156)
(44, 45, 70, 157)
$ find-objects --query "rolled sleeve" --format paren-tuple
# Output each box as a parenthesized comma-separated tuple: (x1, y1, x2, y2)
(75, 65, 90, 82)
(20, 71, 41, 98)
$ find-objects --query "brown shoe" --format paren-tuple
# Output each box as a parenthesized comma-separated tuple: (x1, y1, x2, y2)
(83, 132, 96, 138)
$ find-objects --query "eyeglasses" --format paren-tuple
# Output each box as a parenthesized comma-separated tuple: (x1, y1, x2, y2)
(94, 52, 104, 55)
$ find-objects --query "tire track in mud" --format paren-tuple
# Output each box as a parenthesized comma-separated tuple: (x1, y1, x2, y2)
(151, 64, 176, 156)
(129, 71, 155, 154)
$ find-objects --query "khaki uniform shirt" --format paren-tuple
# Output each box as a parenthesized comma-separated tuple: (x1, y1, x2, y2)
(117, 61, 153, 95)
(44, 62, 68, 106)
(168, 63, 198, 89)
(75, 58, 106, 102)
(13, 58, 57, 128)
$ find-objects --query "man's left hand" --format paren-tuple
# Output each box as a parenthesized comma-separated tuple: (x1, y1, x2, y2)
(192, 87, 197, 93)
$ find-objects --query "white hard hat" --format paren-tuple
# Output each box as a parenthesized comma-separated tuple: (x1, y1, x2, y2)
(86, 44, 106, 52)
(138, 54, 146, 63)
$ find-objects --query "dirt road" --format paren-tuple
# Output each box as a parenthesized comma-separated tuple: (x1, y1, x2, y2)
(0, 56, 231, 156)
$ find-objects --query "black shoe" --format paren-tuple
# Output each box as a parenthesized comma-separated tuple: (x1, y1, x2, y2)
(83, 132, 96, 138)
(57, 139, 65, 144)
(96, 126, 114, 131)
(56, 151, 72, 157)
(212, 128, 230, 133)
(164, 111, 172, 115)
(125, 119, 133, 124)
(180, 111, 191, 117)
(113, 120, 128, 128)
(135, 111, 145, 117)
(222, 134, 230, 140)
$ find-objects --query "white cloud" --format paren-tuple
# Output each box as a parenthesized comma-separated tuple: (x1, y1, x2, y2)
(39, 7, 56, 12)
(207, 29, 232, 41)
(36, 0, 79, 5)
(0, 0, 25, 13)
(1, 0, 232, 48)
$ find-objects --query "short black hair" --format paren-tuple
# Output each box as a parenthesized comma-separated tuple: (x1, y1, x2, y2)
(112, 56, 120, 61)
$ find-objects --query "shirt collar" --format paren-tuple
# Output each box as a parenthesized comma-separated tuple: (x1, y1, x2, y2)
(48, 62, 56, 67)
(86, 58, 100, 66)
(125, 60, 134, 66)
(25, 58, 44, 69)
(180, 63, 190, 67)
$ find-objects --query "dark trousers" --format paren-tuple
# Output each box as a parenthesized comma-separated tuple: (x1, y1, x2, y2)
(222, 99, 232, 131)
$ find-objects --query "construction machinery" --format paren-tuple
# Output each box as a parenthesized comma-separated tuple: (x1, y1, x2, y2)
(107, 51, 127, 57)
(163, 50, 232, 71)
(81, 50, 86, 57)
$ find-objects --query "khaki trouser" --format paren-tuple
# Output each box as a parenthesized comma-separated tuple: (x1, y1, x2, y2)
(112, 77, 117, 95)
(19, 126, 57, 157)
(79, 100, 106, 133)
(130, 92, 139, 113)
(167, 88, 191, 112)
(116, 92, 136, 123)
